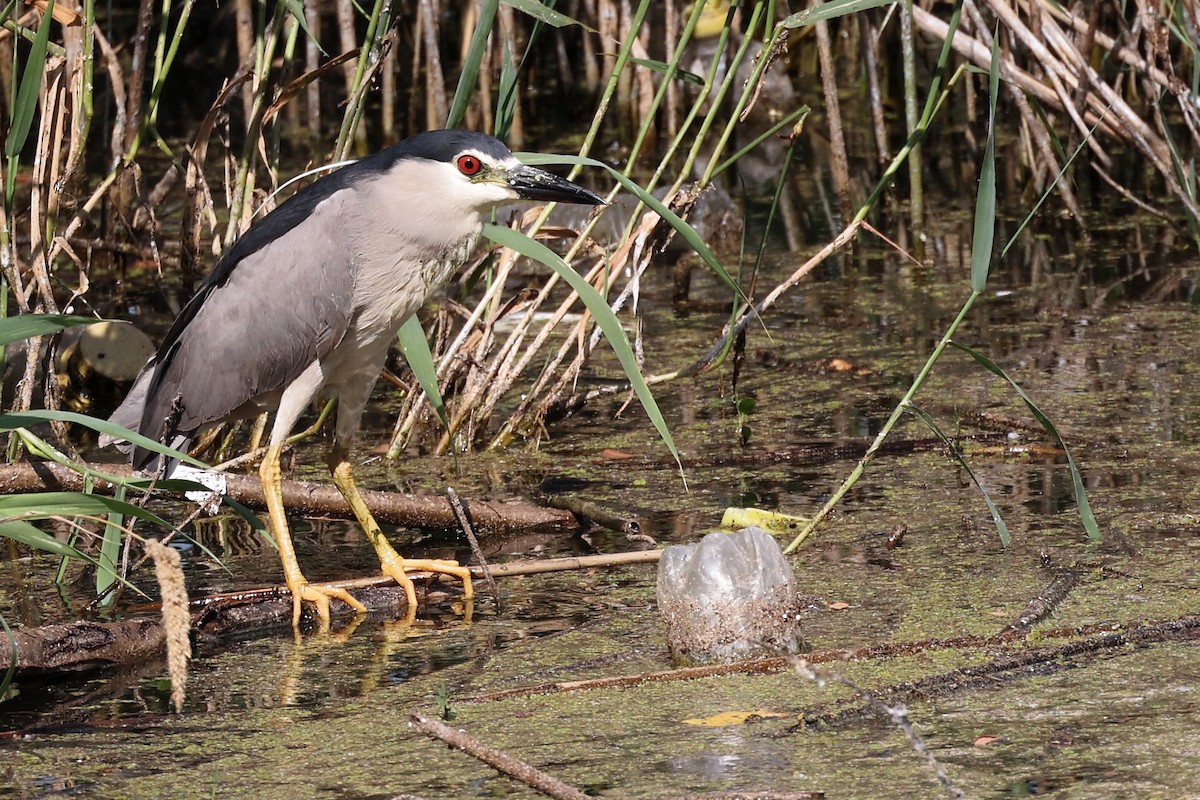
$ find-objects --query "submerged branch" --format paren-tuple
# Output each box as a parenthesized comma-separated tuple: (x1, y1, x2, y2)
(410, 713, 591, 800)
(1, 552, 662, 673)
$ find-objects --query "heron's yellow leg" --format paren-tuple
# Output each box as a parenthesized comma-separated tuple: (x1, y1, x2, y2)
(260, 442, 367, 627)
(329, 455, 475, 614)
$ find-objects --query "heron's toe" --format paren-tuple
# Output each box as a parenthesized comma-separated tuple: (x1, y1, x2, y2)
(290, 581, 368, 630)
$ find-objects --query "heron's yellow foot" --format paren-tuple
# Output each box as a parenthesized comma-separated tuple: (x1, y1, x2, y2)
(377, 552, 475, 612)
(286, 579, 368, 628)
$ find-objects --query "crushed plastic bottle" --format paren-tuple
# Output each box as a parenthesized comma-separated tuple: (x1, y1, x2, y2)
(656, 526, 804, 664)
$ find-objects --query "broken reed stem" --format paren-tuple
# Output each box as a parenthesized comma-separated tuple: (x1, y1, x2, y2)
(409, 713, 591, 800)
(145, 538, 191, 713)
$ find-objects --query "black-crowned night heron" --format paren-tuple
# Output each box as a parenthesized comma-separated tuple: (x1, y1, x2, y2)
(109, 130, 603, 627)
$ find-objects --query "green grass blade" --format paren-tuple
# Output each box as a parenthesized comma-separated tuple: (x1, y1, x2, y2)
(628, 57, 704, 84)
(447, 0, 498, 129)
(970, 36, 1000, 293)
(0, 518, 91, 558)
(96, 485, 124, 600)
(5, 0, 56, 203)
(97, 481, 128, 601)
(516, 152, 741, 298)
(495, 27, 519, 141)
(905, 403, 1010, 545)
(783, 0, 899, 28)
(0, 614, 16, 703)
(397, 316, 451, 431)
(0, 492, 179, 532)
(280, 0, 324, 54)
(0, 314, 97, 347)
(483, 223, 681, 469)
(502, 0, 593, 30)
(950, 342, 1101, 540)
(999, 112, 1099, 259)
(0, 410, 207, 467)
(4, 0, 54, 161)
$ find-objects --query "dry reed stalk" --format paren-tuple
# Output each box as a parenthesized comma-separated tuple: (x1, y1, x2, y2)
(1032, 0, 1195, 99)
(498, 2, 526, 147)
(862, 19, 890, 168)
(305, 2, 322, 138)
(912, 6, 1120, 142)
(235, 0, 255, 126)
(535, 212, 660, 422)
(985, 0, 1200, 224)
(419, 0, 448, 130)
(815, 17, 852, 221)
(335, 0, 366, 153)
(145, 539, 191, 713)
(961, 2, 1085, 224)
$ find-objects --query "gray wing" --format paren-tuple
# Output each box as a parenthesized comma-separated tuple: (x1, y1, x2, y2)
(132, 193, 357, 466)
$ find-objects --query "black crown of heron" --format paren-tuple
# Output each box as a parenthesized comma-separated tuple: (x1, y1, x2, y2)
(108, 130, 604, 627)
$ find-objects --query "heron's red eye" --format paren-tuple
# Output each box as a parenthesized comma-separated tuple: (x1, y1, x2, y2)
(457, 154, 482, 175)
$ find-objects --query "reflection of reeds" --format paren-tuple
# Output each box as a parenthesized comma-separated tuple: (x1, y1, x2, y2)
(1, 0, 1197, 454)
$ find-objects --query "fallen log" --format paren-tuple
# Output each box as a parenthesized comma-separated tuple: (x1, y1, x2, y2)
(0, 461, 578, 533)
(0, 552, 663, 673)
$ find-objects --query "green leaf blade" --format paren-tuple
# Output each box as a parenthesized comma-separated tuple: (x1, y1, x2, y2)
(0, 314, 97, 347)
(397, 316, 451, 431)
(950, 342, 1101, 540)
(970, 35, 1000, 292)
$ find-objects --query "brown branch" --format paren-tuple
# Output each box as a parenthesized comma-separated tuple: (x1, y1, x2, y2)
(462, 615, 1200, 705)
(1, 552, 663, 672)
(0, 461, 578, 533)
(409, 713, 591, 800)
(794, 616, 1200, 729)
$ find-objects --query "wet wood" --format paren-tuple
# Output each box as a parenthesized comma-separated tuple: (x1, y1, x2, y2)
(0, 461, 578, 532)
(544, 494, 645, 538)
(0, 552, 662, 673)
(1003, 566, 1080, 633)
(793, 615, 1200, 729)
(0, 619, 167, 673)
(462, 615, 1200, 706)
(410, 713, 591, 800)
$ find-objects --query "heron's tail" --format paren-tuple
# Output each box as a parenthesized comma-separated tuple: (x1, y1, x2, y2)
(101, 363, 194, 474)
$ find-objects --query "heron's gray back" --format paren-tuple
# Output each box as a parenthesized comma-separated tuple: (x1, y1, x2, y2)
(132, 191, 358, 450)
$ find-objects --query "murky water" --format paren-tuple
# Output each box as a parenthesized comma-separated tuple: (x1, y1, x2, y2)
(4, 207, 1200, 798)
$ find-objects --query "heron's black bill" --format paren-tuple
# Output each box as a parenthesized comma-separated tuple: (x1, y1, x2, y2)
(508, 165, 605, 206)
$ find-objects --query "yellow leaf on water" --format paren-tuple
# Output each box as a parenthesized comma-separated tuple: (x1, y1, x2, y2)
(683, 709, 792, 727)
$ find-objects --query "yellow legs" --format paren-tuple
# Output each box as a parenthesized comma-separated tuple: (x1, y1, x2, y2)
(261, 442, 366, 628)
(260, 441, 475, 630)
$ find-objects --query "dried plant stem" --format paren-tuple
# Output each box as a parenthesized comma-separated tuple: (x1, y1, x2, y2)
(815, 18, 852, 220)
(901, 0, 924, 241)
